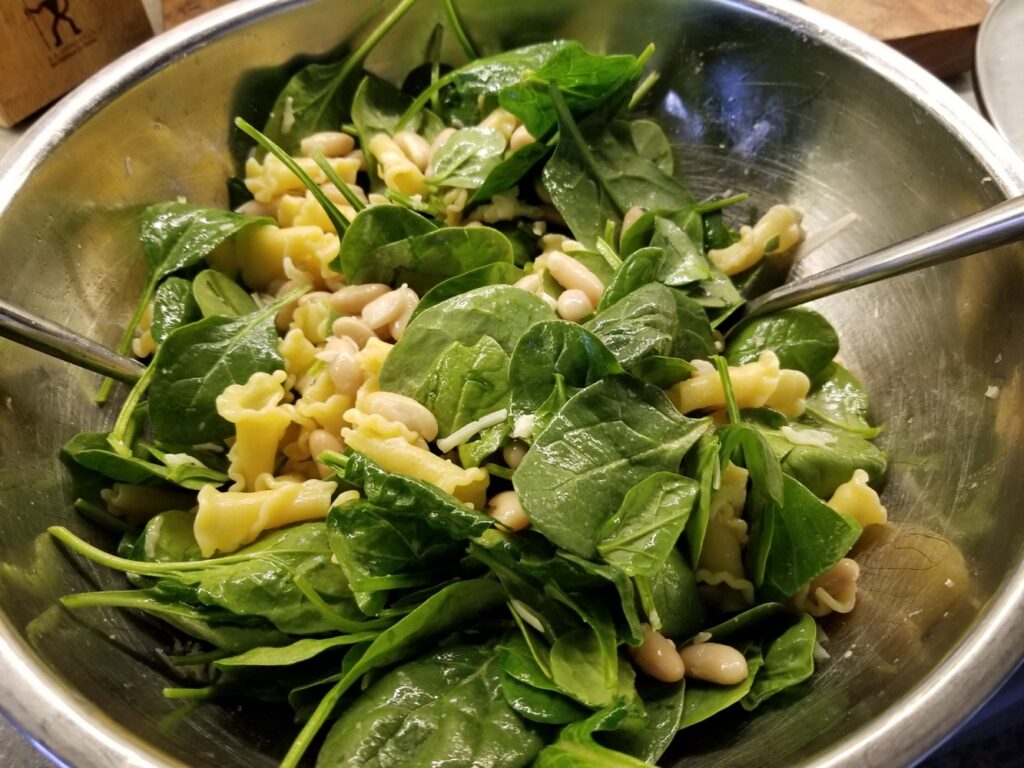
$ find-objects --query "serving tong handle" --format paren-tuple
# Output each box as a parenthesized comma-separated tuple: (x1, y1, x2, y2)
(743, 194, 1024, 320)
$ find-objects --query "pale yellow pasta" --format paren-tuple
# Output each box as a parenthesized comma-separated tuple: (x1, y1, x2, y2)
(367, 133, 428, 196)
(277, 190, 357, 234)
(792, 557, 860, 617)
(244, 153, 360, 202)
(131, 301, 156, 358)
(764, 368, 811, 418)
(291, 295, 333, 346)
(342, 408, 488, 508)
(235, 224, 340, 292)
(827, 468, 887, 530)
(708, 204, 804, 276)
(279, 328, 318, 386)
(293, 368, 353, 435)
(194, 478, 345, 556)
(217, 370, 294, 492)
(466, 191, 543, 224)
(478, 107, 520, 140)
(671, 351, 781, 414)
(696, 462, 755, 611)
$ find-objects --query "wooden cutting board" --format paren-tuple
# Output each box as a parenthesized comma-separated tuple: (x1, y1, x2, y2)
(807, 0, 990, 78)
(162, 0, 233, 29)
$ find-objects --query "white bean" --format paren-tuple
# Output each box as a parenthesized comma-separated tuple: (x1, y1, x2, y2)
(330, 316, 376, 348)
(545, 251, 604, 305)
(631, 624, 685, 683)
(487, 491, 530, 532)
(328, 351, 363, 397)
(362, 286, 416, 330)
(514, 274, 542, 293)
(389, 290, 419, 341)
(502, 440, 528, 470)
(555, 289, 594, 322)
(308, 429, 344, 478)
(622, 206, 645, 239)
(509, 124, 536, 152)
(331, 283, 390, 314)
(361, 391, 438, 441)
(300, 131, 355, 158)
(394, 131, 432, 172)
(679, 642, 748, 685)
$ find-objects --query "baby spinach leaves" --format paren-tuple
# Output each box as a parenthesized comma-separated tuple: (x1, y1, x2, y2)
(192, 269, 258, 318)
(471, 141, 551, 203)
(63, 432, 227, 489)
(742, 612, 817, 709)
(680, 653, 764, 728)
(804, 362, 880, 437)
(316, 645, 542, 768)
(428, 127, 507, 188)
(151, 276, 199, 345)
(533, 700, 651, 768)
(412, 262, 524, 319)
(725, 308, 839, 379)
(514, 376, 708, 558)
(336, 204, 436, 278)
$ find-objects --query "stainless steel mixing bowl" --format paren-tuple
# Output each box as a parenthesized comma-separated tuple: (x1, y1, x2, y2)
(1, 1, 1022, 766)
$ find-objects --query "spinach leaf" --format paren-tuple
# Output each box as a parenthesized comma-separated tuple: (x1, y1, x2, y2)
(260, 0, 420, 153)
(651, 216, 713, 287)
(513, 376, 708, 558)
(596, 472, 699, 580)
(682, 432, 719, 567)
(62, 432, 228, 489)
(743, 612, 817, 709)
(428, 127, 507, 189)
(533, 700, 651, 768)
(804, 362, 881, 437)
(671, 290, 717, 361)
(363, 226, 514, 294)
(501, 672, 588, 725)
(544, 101, 692, 247)
(336, 204, 436, 278)
(471, 141, 551, 203)
(282, 578, 506, 768)
(148, 292, 292, 446)
(322, 451, 493, 542)
(725, 308, 839, 378)
(151, 276, 199, 345)
(629, 119, 673, 175)
(214, 633, 378, 670)
(647, 547, 704, 639)
(700, 603, 789, 644)
(129, 509, 202, 563)
(768, 423, 887, 499)
(412, 262, 524, 319)
(351, 74, 443, 176)
(759, 475, 861, 601)
(499, 43, 644, 138)
(597, 247, 665, 312)
(626, 356, 694, 388)
(508, 320, 622, 424)
(606, 680, 685, 763)
(379, 285, 555, 436)
(326, 498, 463, 614)
(681, 652, 764, 728)
(316, 645, 542, 768)
(192, 269, 258, 318)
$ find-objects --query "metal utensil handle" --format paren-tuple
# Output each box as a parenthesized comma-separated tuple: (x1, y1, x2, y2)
(0, 298, 144, 382)
(745, 194, 1024, 319)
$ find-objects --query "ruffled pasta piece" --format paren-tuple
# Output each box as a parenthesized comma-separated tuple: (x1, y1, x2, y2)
(194, 477, 345, 556)
(244, 154, 360, 203)
(353, 337, 394, 408)
(217, 370, 294, 492)
(765, 368, 811, 418)
(291, 295, 333, 345)
(235, 224, 340, 292)
(697, 462, 754, 611)
(671, 351, 781, 414)
(342, 409, 488, 508)
(279, 328, 318, 385)
(277, 191, 358, 235)
(367, 134, 428, 196)
(791, 557, 860, 617)
(695, 570, 756, 612)
(827, 469, 887, 530)
(479, 107, 521, 141)
(708, 204, 804, 276)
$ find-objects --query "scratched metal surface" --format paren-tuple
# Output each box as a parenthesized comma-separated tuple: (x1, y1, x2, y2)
(0, 1, 1022, 767)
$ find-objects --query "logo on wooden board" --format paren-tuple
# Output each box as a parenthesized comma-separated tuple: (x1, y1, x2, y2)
(22, 0, 96, 63)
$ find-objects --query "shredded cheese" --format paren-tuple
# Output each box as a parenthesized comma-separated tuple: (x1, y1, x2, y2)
(436, 409, 508, 454)
(780, 425, 837, 448)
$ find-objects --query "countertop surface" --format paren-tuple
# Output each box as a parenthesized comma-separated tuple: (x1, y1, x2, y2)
(0, 19, 1019, 768)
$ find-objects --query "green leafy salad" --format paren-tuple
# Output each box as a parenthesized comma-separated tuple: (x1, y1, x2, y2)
(51, 1, 890, 766)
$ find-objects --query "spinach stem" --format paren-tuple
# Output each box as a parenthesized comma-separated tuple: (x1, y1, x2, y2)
(106, 362, 155, 457)
(695, 192, 750, 214)
(712, 355, 741, 424)
(235, 118, 351, 233)
(442, 0, 479, 59)
(72, 498, 134, 534)
(280, 676, 355, 768)
(312, 150, 366, 212)
(291, 573, 392, 634)
(548, 84, 625, 217)
(163, 686, 218, 700)
(427, 24, 445, 113)
(167, 649, 232, 666)
(96, 278, 156, 404)
(395, 70, 457, 131)
(337, 0, 422, 88)
(628, 71, 660, 111)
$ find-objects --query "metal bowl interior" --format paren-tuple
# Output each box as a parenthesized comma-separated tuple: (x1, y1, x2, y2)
(1, 1, 1022, 766)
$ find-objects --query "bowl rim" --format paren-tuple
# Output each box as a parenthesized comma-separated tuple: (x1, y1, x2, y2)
(1, 1, 1023, 766)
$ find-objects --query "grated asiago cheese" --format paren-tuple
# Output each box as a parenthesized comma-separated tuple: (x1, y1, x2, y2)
(436, 409, 508, 454)
(780, 425, 837, 448)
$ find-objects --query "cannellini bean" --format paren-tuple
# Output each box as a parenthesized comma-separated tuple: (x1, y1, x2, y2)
(389, 291, 418, 341)
(393, 131, 432, 172)
(361, 391, 438, 441)
(479, 107, 520, 140)
(502, 440, 528, 470)
(514, 274, 542, 293)
(679, 642, 748, 685)
(331, 316, 376, 348)
(622, 206, 645, 239)
(631, 624, 685, 683)
(487, 490, 530, 532)
(330, 283, 390, 314)
(308, 429, 344, 477)
(556, 288, 594, 322)
(329, 350, 363, 397)
(361, 286, 416, 330)
(509, 124, 536, 153)
(300, 131, 355, 158)
(545, 251, 604, 305)
(560, 239, 586, 253)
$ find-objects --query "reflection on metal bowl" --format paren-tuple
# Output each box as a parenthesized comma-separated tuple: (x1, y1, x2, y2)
(0, 1, 1022, 767)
